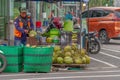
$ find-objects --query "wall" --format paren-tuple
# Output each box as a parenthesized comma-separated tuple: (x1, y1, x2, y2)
(0, 0, 9, 39)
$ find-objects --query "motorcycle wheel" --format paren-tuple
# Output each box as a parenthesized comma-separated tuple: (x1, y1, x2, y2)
(0, 53, 7, 73)
(88, 41, 101, 54)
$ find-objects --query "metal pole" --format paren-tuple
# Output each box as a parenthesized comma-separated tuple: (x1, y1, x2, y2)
(87, 2, 90, 54)
(8, 0, 11, 46)
(79, 0, 82, 50)
(87, 2, 89, 33)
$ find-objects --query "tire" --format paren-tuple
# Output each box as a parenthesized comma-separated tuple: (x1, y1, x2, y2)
(89, 41, 101, 54)
(0, 53, 7, 73)
(99, 30, 110, 44)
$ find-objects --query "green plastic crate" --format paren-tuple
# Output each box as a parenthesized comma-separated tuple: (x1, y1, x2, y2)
(24, 65, 51, 73)
(0, 46, 23, 64)
(0, 46, 23, 72)
(5, 56, 23, 64)
(24, 47, 53, 55)
(4, 65, 23, 73)
(24, 55, 52, 64)
(0, 46, 23, 56)
(23, 47, 54, 73)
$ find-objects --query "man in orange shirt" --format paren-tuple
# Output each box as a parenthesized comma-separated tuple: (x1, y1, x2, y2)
(14, 7, 34, 46)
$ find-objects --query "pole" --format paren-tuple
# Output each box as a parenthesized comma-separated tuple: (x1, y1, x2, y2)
(28, 1, 36, 30)
(87, 2, 90, 54)
(8, 0, 11, 46)
(79, 0, 82, 50)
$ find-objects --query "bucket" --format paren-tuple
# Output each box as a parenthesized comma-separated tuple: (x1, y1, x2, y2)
(36, 21, 42, 28)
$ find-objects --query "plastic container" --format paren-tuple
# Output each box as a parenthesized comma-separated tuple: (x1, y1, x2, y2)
(36, 21, 42, 28)
(23, 47, 54, 73)
(4, 65, 23, 73)
(50, 28, 60, 35)
(52, 37, 59, 43)
(0, 46, 23, 72)
(52, 40, 59, 43)
(64, 20, 73, 31)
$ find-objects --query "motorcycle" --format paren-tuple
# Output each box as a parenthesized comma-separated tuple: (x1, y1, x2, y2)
(45, 17, 62, 33)
(0, 50, 7, 72)
(86, 32, 101, 54)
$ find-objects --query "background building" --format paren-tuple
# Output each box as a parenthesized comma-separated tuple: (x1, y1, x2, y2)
(114, 0, 120, 7)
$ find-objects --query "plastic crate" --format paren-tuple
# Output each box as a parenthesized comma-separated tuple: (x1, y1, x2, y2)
(4, 65, 23, 73)
(0, 46, 23, 56)
(0, 46, 23, 72)
(23, 47, 54, 73)
(5, 56, 23, 64)
(24, 64, 52, 73)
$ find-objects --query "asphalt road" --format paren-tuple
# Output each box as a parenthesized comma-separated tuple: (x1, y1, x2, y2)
(0, 39, 120, 80)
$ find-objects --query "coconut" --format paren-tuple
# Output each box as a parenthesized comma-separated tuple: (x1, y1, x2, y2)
(74, 57, 82, 64)
(57, 57, 64, 64)
(64, 56, 73, 64)
(54, 46, 61, 52)
(65, 52, 72, 57)
(85, 55, 90, 64)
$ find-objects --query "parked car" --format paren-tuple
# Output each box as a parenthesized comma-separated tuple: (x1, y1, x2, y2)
(82, 7, 120, 43)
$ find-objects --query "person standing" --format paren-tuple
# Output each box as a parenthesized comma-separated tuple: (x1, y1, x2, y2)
(48, 10, 55, 19)
(14, 7, 34, 46)
(65, 11, 73, 21)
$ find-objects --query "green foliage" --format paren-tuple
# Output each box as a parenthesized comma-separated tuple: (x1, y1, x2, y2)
(89, 0, 113, 7)
(13, 8, 20, 19)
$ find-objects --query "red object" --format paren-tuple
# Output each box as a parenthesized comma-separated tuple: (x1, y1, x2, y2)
(36, 21, 42, 28)
(53, 17, 62, 29)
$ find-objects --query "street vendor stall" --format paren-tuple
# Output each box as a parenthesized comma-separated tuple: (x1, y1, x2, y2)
(25, 0, 90, 72)
(0, 0, 91, 73)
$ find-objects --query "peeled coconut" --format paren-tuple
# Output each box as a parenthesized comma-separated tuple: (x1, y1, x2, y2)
(56, 51, 64, 57)
(52, 57, 57, 63)
(64, 56, 73, 64)
(65, 52, 71, 57)
(54, 46, 61, 52)
(29, 30, 37, 37)
(26, 44, 30, 47)
(64, 45, 71, 52)
(57, 57, 64, 64)
(71, 43, 78, 51)
(74, 58, 82, 64)
(79, 49, 86, 56)
(85, 55, 90, 64)
(82, 57, 86, 64)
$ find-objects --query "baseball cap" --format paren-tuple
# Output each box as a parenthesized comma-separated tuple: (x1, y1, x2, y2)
(20, 7, 27, 13)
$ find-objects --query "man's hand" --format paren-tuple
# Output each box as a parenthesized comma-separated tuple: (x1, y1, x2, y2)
(24, 30, 29, 34)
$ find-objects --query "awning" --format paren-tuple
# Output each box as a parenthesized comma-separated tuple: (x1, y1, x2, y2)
(24, 0, 89, 3)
